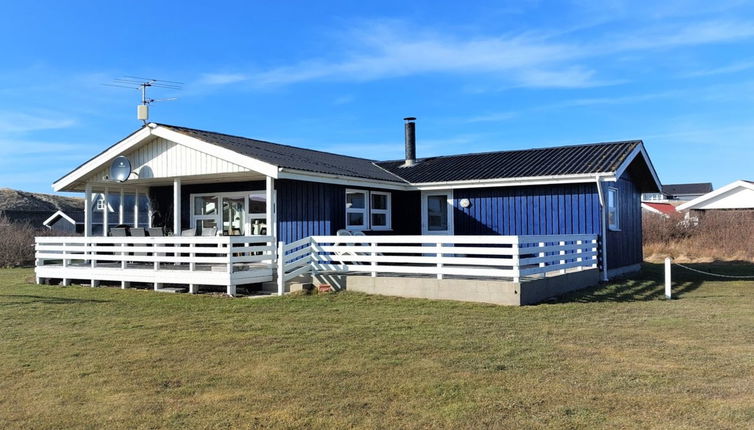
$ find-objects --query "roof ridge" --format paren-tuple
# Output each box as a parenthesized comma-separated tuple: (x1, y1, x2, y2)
(375, 139, 642, 165)
(155, 123, 382, 163)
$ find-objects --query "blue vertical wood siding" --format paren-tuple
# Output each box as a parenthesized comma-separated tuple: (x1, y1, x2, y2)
(276, 179, 345, 244)
(453, 179, 643, 270)
(453, 183, 601, 236)
(605, 171, 643, 269)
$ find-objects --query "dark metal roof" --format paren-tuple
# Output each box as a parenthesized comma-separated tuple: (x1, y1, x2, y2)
(661, 183, 712, 195)
(158, 124, 405, 183)
(375, 140, 642, 183)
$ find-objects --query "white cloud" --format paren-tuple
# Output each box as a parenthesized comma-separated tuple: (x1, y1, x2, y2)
(197, 73, 250, 85)
(198, 17, 754, 91)
(0, 112, 76, 134)
(682, 60, 754, 77)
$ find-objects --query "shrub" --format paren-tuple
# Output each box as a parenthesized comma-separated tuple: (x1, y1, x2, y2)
(643, 210, 754, 262)
(0, 214, 53, 268)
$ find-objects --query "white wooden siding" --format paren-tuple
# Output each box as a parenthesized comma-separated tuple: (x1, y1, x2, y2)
(88, 136, 251, 182)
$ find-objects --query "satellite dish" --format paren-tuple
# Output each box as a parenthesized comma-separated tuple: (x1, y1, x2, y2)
(110, 156, 132, 182)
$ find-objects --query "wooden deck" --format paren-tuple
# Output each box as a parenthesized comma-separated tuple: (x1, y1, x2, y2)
(35, 235, 276, 296)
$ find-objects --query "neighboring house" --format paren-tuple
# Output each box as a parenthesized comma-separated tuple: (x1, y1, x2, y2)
(42, 194, 150, 235)
(0, 188, 82, 227)
(677, 180, 754, 212)
(43, 210, 85, 234)
(641, 202, 677, 218)
(641, 182, 712, 202)
(34, 121, 661, 302)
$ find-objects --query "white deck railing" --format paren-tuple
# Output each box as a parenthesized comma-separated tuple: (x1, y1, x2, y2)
(277, 234, 598, 289)
(35, 235, 276, 295)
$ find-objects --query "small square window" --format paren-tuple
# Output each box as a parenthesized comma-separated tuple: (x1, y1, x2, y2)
(346, 192, 366, 209)
(348, 212, 364, 226)
(372, 193, 387, 210)
(371, 213, 387, 227)
(194, 196, 217, 215)
(248, 193, 266, 214)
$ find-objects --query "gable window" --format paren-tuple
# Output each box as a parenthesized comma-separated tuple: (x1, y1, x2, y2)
(370, 191, 391, 230)
(346, 189, 368, 230)
(345, 189, 392, 231)
(96, 197, 106, 211)
(607, 187, 620, 230)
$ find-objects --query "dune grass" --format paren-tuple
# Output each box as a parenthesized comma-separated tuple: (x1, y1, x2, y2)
(0, 264, 753, 429)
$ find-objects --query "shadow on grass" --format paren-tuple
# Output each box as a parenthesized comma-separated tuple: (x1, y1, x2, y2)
(0, 294, 110, 306)
(556, 261, 754, 304)
(553, 263, 700, 303)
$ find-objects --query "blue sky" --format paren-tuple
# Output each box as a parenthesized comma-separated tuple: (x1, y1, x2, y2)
(1, 0, 753, 194)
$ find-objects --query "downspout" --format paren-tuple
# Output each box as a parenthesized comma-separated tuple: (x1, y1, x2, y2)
(595, 175, 608, 282)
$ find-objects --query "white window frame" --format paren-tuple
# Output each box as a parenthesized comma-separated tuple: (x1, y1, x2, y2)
(190, 190, 267, 235)
(345, 188, 369, 230)
(607, 187, 620, 231)
(96, 197, 106, 211)
(370, 191, 392, 231)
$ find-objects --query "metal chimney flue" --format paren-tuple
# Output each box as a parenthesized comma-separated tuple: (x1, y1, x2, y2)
(403, 117, 416, 167)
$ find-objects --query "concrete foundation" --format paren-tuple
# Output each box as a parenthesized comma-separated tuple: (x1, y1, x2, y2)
(345, 268, 600, 306)
(607, 263, 641, 279)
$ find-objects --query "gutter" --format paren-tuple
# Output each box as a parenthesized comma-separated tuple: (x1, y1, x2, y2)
(596, 175, 609, 282)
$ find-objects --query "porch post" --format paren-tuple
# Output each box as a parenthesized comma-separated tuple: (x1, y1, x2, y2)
(147, 189, 153, 228)
(266, 176, 276, 238)
(84, 184, 92, 237)
(103, 188, 109, 237)
(134, 189, 139, 227)
(173, 178, 181, 235)
(119, 189, 125, 225)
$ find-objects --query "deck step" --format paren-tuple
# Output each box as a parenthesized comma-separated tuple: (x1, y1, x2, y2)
(154, 287, 188, 294)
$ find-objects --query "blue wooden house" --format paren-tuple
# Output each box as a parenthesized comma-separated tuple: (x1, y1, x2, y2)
(35, 119, 661, 302)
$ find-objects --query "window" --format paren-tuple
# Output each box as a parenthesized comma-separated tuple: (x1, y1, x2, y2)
(194, 195, 218, 233)
(346, 189, 368, 230)
(607, 187, 620, 230)
(247, 192, 267, 235)
(370, 191, 391, 230)
(190, 191, 266, 236)
(96, 197, 106, 211)
(426, 194, 448, 231)
(345, 189, 392, 231)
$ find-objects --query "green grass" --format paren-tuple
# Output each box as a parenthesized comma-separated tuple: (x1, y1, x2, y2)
(1, 264, 753, 429)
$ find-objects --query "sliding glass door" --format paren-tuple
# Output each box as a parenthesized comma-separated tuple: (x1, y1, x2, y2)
(191, 191, 267, 236)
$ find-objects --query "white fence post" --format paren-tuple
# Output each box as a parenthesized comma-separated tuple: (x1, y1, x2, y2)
(436, 241, 443, 280)
(370, 240, 377, 278)
(538, 241, 546, 278)
(576, 240, 583, 271)
(559, 240, 566, 274)
(277, 241, 285, 296)
(665, 257, 672, 299)
(512, 237, 520, 283)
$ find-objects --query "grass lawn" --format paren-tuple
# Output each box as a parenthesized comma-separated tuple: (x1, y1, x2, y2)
(1, 264, 753, 429)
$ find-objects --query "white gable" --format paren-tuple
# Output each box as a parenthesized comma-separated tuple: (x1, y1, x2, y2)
(677, 180, 754, 211)
(87, 136, 250, 183)
(690, 186, 754, 210)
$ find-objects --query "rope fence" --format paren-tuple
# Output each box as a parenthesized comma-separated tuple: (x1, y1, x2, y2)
(664, 258, 754, 300)
(672, 261, 754, 279)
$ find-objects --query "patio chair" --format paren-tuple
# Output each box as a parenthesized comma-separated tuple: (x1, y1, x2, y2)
(200, 226, 218, 237)
(181, 228, 197, 237)
(129, 228, 148, 260)
(110, 227, 129, 237)
(147, 227, 164, 237)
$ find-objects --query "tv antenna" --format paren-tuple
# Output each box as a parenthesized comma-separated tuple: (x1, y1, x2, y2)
(104, 76, 183, 123)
